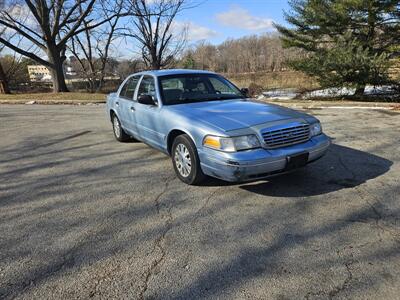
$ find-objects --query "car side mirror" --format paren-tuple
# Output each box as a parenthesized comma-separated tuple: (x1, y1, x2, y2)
(240, 88, 249, 97)
(138, 94, 156, 105)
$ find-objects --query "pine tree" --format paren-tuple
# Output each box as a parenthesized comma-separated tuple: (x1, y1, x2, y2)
(183, 53, 196, 69)
(276, 0, 400, 96)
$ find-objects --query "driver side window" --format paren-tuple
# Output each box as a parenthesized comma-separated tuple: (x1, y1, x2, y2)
(209, 77, 232, 94)
(137, 76, 157, 103)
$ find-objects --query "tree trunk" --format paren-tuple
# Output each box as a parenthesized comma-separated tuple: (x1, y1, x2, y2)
(87, 78, 95, 93)
(0, 61, 11, 94)
(97, 76, 104, 93)
(150, 48, 161, 70)
(50, 63, 69, 92)
(151, 60, 161, 70)
(48, 47, 69, 92)
(354, 85, 365, 96)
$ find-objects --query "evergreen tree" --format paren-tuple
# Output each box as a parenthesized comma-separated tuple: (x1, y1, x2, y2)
(183, 53, 196, 69)
(276, 0, 400, 95)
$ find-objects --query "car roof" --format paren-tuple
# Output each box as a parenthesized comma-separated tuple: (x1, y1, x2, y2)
(133, 69, 217, 77)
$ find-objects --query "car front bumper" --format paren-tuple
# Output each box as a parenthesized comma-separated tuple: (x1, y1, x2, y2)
(198, 134, 331, 182)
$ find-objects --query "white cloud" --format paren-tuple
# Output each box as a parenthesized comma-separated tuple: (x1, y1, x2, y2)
(173, 21, 218, 41)
(216, 5, 275, 31)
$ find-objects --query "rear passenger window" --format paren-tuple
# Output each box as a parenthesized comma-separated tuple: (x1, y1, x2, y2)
(120, 76, 140, 100)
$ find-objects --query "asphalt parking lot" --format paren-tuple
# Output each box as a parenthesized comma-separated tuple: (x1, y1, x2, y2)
(0, 104, 399, 299)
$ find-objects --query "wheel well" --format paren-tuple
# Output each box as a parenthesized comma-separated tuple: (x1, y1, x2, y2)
(109, 109, 116, 122)
(167, 130, 187, 155)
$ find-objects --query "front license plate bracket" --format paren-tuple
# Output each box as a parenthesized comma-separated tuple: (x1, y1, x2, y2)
(285, 152, 309, 170)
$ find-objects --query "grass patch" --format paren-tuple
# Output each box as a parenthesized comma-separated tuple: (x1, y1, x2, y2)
(225, 71, 319, 90)
(0, 92, 106, 103)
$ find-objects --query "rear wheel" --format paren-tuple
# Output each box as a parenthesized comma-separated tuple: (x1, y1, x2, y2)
(172, 134, 206, 185)
(112, 114, 130, 142)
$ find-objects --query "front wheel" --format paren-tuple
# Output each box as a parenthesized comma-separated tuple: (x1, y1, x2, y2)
(172, 134, 206, 185)
(112, 114, 130, 142)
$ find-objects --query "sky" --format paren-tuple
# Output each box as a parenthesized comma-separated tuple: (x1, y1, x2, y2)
(175, 0, 291, 44)
(1, 0, 292, 58)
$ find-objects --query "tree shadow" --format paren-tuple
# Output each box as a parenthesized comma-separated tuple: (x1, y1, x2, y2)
(240, 144, 392, 197)
(0, 130, 92, 155)
(168, 204, 400, 300)
(1, 111, 397, 299)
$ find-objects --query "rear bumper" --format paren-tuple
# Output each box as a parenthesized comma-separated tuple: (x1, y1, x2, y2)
(198, 134, 331, 182)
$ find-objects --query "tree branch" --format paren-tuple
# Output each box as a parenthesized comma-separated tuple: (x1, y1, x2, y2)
(0, 19, 46, 49)
(0, 36, 52, 67)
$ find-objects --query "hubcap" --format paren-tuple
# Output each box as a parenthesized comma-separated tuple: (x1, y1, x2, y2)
(113, 117, 121, 138)
(174, 143, 192, 177)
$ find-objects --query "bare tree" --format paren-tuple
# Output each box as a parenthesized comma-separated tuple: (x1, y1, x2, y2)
(0, 26, 12, 94)
(0, 0, 124, 92)
(115, 58, 145, 79)
(124, 0, 188, 70)
(67, 0, 124, 92)
(180, 34, 306, 74)
(0, 60, 10, 94)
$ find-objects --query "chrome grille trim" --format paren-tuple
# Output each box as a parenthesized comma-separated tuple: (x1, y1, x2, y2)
(261, 124, 310, 148)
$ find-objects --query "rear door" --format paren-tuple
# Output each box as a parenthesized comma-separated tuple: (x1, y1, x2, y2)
(117, 75, 140, 136)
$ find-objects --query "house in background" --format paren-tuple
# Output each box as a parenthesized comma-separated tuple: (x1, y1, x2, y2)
(65, 66, 76, 76)
(27, 65, 52, 82)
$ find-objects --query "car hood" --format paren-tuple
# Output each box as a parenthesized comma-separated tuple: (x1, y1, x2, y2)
(168, 99, 312, 132)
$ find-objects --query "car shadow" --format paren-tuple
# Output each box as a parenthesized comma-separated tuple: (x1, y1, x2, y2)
(203, 144, 392, 196)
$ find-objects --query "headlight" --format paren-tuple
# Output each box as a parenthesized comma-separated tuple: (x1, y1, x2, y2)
(310, 122, 322, 136)
(203, 134, 261, 152)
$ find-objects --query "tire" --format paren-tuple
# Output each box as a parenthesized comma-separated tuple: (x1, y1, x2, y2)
(112, 114, 130, 142)
(172, 134, 206, 185)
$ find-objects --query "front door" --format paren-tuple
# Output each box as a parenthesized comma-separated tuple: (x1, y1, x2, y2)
(134, 75, 164, 149)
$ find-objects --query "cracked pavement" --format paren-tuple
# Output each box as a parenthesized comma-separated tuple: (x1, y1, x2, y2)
(0, 104, 399, 299)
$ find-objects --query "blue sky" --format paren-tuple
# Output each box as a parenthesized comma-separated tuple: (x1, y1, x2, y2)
(1, 0, 291, 57)
(176, 0, 291, 44)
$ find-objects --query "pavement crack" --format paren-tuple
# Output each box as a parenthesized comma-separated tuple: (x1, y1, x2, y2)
(326, 151, 360, 188)
(192, 187, 221, 221)
(305, 255, 355, 300)
(334, 148, 398, 244)
(138, 175, 175, 300)
(353, 187, 400, 243)
(328, 261, 354, 299)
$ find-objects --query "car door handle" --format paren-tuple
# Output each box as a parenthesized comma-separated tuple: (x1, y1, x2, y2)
(130, 106, 135, 112)
(115, 101, 119, 106)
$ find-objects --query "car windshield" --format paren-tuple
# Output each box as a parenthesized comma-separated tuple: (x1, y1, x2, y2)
(159, 73, 245, 105)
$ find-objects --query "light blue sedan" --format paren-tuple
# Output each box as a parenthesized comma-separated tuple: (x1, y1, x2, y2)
(106, 69, 331, 185)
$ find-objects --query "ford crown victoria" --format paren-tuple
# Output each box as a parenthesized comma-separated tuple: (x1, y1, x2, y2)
(106, 69, 331, 184)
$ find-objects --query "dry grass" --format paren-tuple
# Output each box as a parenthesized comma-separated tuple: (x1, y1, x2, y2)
(225, 71, 319, 90)
(0, 92, 106, 104)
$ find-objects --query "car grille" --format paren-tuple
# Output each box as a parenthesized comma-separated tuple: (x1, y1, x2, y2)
(261, 123, 310, 148)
